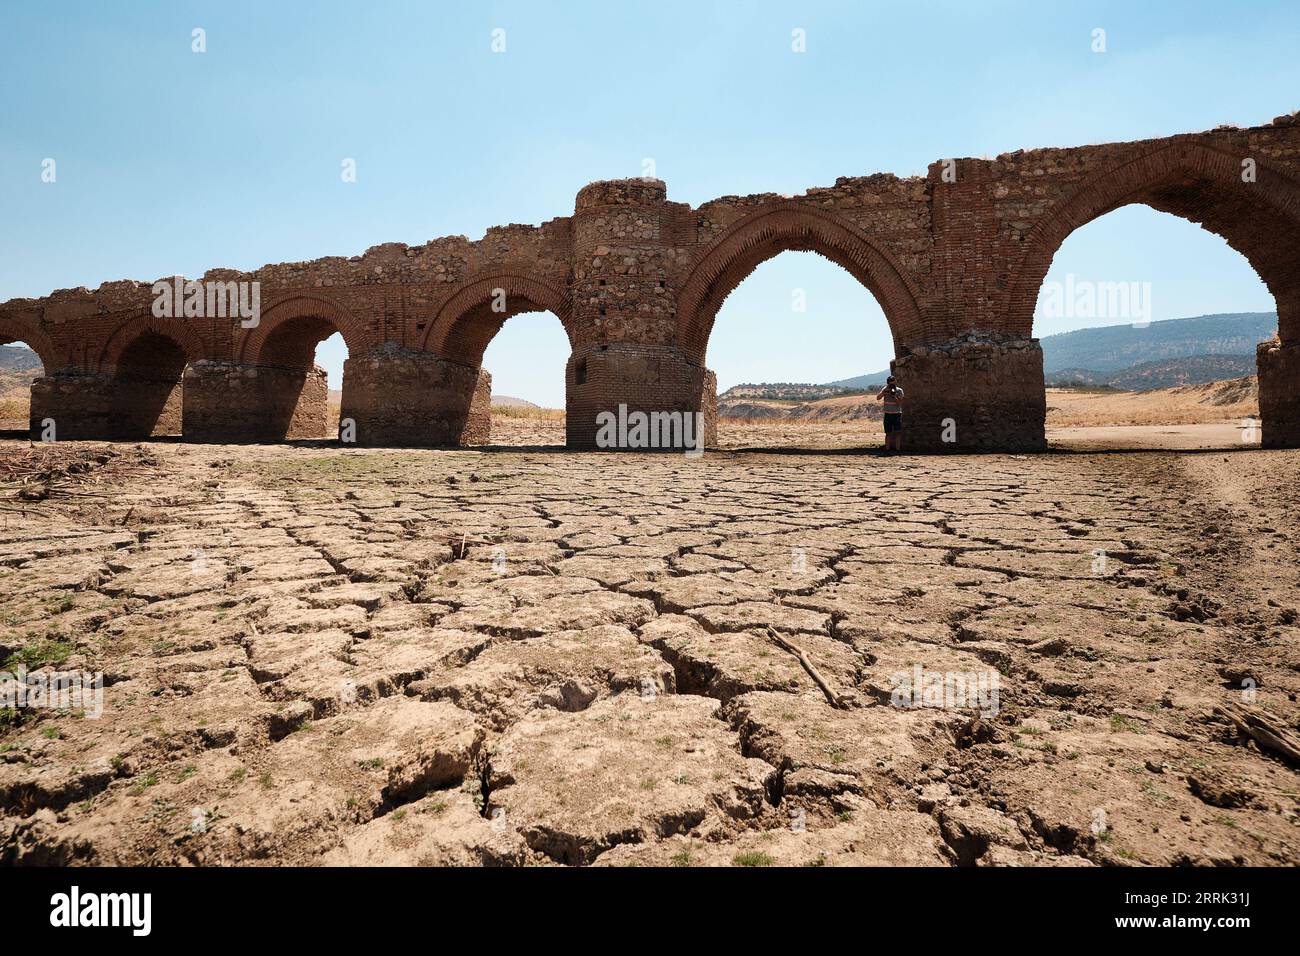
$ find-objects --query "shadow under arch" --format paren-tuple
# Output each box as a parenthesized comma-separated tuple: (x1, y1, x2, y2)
(233, 296, 369, 440)
(98, 311, 207, 438)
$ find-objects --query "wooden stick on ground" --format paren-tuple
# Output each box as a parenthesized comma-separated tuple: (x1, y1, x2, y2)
(1216, 703, 1300, 767)
(765, 625, 849, 710)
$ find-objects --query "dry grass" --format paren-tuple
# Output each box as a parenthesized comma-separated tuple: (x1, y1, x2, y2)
(1045, 381, 1258, 429)
(0, 387, 30, 428)
(491, 404, 564, 421)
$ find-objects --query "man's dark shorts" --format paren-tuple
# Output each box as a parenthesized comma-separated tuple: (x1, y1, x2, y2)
(884, 413, 902, 434)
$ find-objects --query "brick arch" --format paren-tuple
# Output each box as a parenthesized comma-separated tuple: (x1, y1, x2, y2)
(675, 203, 927, 365)
(1005, 142, 1300, 341)
(0, 316, 59, 370)
(98, 311, 207, 370)
(236, 295, 368, 366)
(422, 271, 574, 367)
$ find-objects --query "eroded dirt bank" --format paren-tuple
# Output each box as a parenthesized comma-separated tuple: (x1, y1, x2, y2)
(1, 439, 1297, 866)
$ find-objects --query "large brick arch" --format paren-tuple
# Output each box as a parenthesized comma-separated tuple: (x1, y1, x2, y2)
(1005, 142, 1300, 341)
(98, 311, 207, 370)
(423, 271, 574, 367)
(675, 203, 927, 365)
(236, 295, 368, 366)
(0, 316, 59, 370)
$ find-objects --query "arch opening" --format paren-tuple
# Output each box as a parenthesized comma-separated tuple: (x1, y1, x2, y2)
(477, 309, 570, 446)
(1031, 202, 1280, 450)
(108, 330, 189, 438)
(707, 249, 896, 450)
(424, 274, 573, 362)
(425, 274, 573, 447)
(0, 339, 46, 435)
(676, 205, 924, 368)
(250, 313, 345, 441)
(1010, 148, 1300, 344)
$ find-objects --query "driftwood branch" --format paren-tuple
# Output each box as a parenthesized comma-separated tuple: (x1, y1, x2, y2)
(447, 532, 497, 559)
(1216, 703, 1300, 766)
(766, 626, 850, 710)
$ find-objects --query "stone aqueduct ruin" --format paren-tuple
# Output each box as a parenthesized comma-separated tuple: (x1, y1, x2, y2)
(3, 113, 1300, 452)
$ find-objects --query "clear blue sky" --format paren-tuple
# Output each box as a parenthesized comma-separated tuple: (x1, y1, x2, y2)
(2, 1, 1294, 403)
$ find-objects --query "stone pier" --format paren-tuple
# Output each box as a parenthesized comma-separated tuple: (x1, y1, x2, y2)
(341, 346, 492, 447)
(1258, 340, 1300, 448)
(183, 362, 328, 443)
(565, 344, 717, 449)
(892, 334, 1048, 452)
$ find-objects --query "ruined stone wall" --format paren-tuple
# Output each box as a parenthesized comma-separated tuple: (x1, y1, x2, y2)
(983, 114, 1300, 340)
(3, 112, 1299, 450)
(181, 363, 328, 443)
(0, 218, 575, 376)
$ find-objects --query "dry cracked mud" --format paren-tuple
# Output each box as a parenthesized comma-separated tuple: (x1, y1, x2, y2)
(1, 437, 1298, 867)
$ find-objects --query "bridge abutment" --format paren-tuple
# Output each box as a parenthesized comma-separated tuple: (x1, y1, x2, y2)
(341, 346, 491, 447)
(1258, 340, 1300, 448)
(892, 334, 1048, 452)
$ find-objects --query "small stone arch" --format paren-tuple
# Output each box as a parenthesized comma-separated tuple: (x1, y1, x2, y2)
(422, 271, 574, 366)
(675, 203, 927, 365)
(0, 316, 59, 371)
(98, 311, 207, 371)
(236, 295, 369, 366)
(90, 311, 204, 439)
(1004, 142, 1300, 341)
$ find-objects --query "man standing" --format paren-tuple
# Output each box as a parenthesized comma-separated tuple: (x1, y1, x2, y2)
(876, 375, 904, 454)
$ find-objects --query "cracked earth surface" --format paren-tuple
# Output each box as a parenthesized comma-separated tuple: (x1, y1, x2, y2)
(1, 438, 1298, 866)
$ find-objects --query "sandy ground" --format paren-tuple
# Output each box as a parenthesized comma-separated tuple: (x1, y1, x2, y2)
(487, 417, 1260, 453)
(1, 428, 1298, 868)
(1048, 421, 1259, 450)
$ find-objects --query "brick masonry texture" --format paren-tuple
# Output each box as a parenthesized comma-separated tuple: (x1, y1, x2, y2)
(3, 113, 1299, 450)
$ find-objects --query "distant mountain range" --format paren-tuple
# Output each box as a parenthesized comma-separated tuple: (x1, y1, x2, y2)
(718, 382, 866, 402)
(824, 370, 891, 390)
(822, 311, 1277, 393)
(0, 344, 42, 371)
(1038, 311, 1276, 374)
(1045, 354, 1259, 390)
(491, 395, 541, 409)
